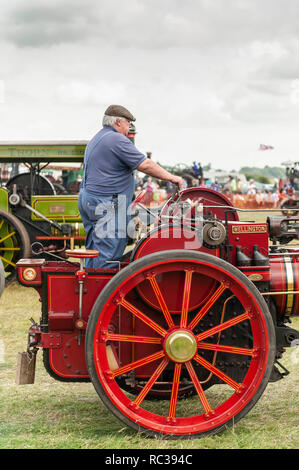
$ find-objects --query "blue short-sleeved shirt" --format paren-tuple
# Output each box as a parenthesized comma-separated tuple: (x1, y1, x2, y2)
(83, 126, 146, 196)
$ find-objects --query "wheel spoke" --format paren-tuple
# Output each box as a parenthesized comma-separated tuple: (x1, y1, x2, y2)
(180, 269, 193, 327)
(196, 311, 250, 342)
(185, 361, 213, 415)
(198, 341, 255, 357)
(109, 350, 165, 378)
(0, 220, 4, 231)
(188, 283, 226, 330)
(0, 256, 16, 267)
(148, 275, 175, 328)
(105, 333, 162, 344)
(0, 247, 20, 251)
(193, 354, 241, 392)
(119, 298, 167, 337)
(168, 363, 182, 421)
(131, 357, 169, 408)
(0, 231, 16, 244)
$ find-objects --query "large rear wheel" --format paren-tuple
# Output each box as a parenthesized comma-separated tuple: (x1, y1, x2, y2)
(0, 259, 5, 297)
(0, 210, 31, 284)
(86, 250, 275, 438)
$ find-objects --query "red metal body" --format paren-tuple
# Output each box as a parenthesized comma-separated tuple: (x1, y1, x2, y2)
(16, 187, 299, 439)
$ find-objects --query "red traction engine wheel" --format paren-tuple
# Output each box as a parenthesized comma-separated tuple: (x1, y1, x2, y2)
(85, 250, 275, 438)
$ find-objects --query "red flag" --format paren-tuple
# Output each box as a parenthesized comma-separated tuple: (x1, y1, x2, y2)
(259, 144, 274, 150)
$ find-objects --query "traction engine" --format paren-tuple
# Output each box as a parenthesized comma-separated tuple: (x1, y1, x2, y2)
(16, 187, 299, 439)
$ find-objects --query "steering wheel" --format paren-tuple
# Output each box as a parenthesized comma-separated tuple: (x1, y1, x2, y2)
(132, 189, 147, 208)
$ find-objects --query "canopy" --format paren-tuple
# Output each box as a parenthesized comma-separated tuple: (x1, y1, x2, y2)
(0, 141, 88, 163)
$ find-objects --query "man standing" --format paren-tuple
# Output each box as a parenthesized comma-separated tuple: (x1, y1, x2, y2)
(79, 104, 183, 268)
(197, 162, 203, 184)
(192, 161, 199, 177)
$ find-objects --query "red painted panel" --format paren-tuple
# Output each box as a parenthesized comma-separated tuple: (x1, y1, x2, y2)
(46, 273, 113, 378)
(228, 222, 269, 266)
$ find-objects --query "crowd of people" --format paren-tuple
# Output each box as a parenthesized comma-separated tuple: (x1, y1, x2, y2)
(0, 161, 296, 211)
(135, 169, 297, 210)
(135, 175, 170, 205)
(134, 161, 205, 206)
(223, 184, 294, 209)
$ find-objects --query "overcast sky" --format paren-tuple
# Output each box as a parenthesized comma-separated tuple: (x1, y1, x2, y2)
(1, 0, 299, 171)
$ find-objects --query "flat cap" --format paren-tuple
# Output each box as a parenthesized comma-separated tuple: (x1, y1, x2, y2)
(104, 104, 136, 122)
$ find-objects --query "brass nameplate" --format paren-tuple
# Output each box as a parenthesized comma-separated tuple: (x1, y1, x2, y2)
(232, 225, 267, 234)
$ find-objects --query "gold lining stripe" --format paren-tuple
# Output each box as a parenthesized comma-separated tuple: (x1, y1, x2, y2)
(284, 257, 294, 316)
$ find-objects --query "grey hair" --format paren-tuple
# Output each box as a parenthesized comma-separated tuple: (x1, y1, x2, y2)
(102, 115, 126, 127)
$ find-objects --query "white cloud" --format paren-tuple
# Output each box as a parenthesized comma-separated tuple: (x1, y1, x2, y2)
(248, 41, 288, 60)
(0, 81, 5, 103)
(55, 81, 126, 105)
(0, 1, 299, 170)
(290, 79, 299, 104)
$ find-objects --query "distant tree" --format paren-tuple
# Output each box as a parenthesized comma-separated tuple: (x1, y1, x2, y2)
(244, 173, 256, 181)
(203, 163, 211, 171)
(240, 166, 285, 180)
(256, 175, 272, 184)
(244, 173, 271, 184)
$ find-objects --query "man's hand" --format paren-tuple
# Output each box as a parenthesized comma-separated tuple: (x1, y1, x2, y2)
(171, 175, 184, 189)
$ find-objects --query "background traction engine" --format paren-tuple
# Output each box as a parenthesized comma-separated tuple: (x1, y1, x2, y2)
(16, 188, 299, 439)
(0, 140, 87, 284)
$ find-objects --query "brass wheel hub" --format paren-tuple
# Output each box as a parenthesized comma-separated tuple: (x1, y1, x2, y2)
(164, 330, 198, 363)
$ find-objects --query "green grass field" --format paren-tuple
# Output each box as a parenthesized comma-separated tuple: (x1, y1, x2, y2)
(0, 283, 298, 450)
(0, 209, 298, 449)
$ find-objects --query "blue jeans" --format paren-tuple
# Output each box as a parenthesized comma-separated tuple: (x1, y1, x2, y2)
(78, 189, 132, 269)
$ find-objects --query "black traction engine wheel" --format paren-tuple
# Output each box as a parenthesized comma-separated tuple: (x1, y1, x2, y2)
(86, 250, 275, 439)
(0, 209, 31, 284)
(0, 259, 5, 297)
